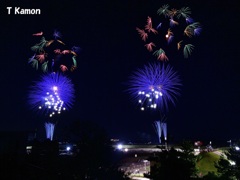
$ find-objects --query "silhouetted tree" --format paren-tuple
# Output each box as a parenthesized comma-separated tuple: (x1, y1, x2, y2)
(146, 140, 198, 180)
(67, 119, 129, 179)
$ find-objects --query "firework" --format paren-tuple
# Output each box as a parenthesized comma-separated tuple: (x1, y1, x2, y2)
(136, 4, 202, 60)
(161, 122, 167, 141)
(45, 122, 55, 140)
(153, 114, 167, 144)
(28, 30, 80, 73)
(154, 121, 162, 144)
(128, 62, 182, 113)
(28, 72, 75, 118)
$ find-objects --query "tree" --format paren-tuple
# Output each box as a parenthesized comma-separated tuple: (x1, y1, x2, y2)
(67, 119, 130, 179)
(215, 147, 240, 180)
(146, 140, 198, 180)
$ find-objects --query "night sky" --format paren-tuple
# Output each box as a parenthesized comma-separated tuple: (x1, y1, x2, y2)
(1, 0, 240, 144)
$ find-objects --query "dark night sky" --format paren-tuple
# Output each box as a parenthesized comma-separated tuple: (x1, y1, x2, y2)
(1, 0, 240, 144)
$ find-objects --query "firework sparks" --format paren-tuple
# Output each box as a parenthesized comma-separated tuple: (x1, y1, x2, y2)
(136, 4, 202, 60)
(28, 30, 80, 73)
(28, 72, 75, 118)
(128, 62, 182, 113)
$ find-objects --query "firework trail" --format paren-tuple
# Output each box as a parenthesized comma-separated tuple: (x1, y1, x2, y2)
(154, 121, 162, 144)
(45, 122, 55, 140)
(153, 115, 167, 144)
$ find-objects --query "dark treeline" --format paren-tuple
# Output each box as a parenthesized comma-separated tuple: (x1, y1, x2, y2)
(1, 120, 240, 180)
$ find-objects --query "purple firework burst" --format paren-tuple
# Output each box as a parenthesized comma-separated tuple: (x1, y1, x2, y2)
(28, 72, 75, 117)
(128, 62, 182, 113)
(53, 30, 62, 39)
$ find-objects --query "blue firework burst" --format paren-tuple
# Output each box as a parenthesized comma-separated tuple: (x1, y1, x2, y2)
(128, 62, 182, 113)
(28, 72, 75, 117)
